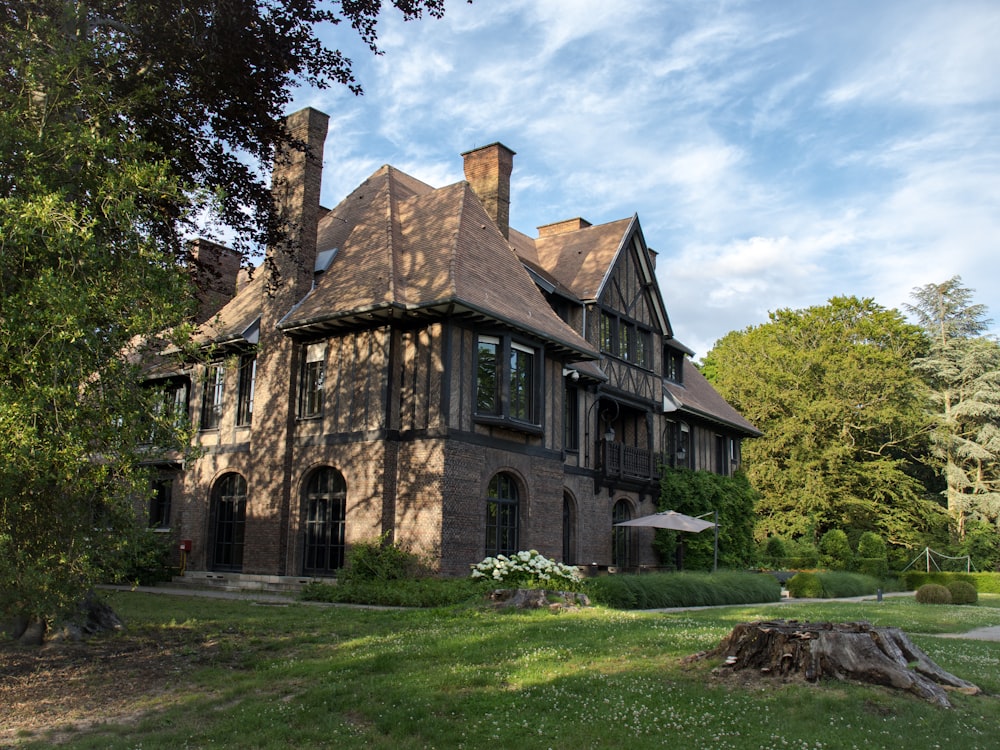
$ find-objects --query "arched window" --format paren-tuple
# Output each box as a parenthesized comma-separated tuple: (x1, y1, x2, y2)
(302, 467, 347, 575)
(485, 473, 519, 557)
(612, 500, 633, 569)
(562, 492, 577, 565)
(210, 473, 247, 571)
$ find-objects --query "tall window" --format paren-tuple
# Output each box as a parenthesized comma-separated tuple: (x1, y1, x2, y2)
(476, 336, 500, 414)
(302, 467, 347, 575)
(299, 342, 326, 418)
(485, 472, 519, 557)
(475, 334, 539, 426)
(236, 353, 256, 426)
(562, 493, 577, 565)
(149, 478, 172, 529)
(509, 343, 534, 422)
(563, 383, 580, 450)
(612, 500, 632, 569)
(145, 377, 190, 442)
(210, 473, 247, 571)
(200, 364, 224, 430)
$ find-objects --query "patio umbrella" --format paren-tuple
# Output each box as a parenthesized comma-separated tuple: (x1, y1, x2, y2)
(613, 510, 716, 533)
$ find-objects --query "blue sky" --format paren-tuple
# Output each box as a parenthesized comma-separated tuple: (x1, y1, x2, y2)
(290, 0, 1000, 357)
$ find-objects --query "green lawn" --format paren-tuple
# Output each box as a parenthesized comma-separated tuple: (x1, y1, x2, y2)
(14, 592, 1000, 749)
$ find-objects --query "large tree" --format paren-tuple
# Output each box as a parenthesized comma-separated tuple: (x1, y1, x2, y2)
(906, 277, 1000, 539)
(0, 0, 447, 641)
(702, 296, 947, 549)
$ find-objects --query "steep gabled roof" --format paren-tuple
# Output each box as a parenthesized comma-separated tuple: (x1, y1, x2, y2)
(664, 359, 761, 437)
(531, 218, 634, 301)
(197, 165, 598, 360)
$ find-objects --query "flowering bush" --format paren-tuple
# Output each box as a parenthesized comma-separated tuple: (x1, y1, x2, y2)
(470, 550, 582, 590)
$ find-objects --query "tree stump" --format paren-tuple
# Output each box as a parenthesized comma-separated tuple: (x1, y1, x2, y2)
(488, 588, 590, 610)
(702, 620, 979, 708)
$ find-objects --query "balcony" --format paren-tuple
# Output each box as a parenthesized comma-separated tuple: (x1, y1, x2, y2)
(601, 440, 660, 482)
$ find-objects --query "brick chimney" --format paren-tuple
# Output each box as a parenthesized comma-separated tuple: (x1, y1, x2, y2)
(188, 238, 241, 324)
(462, 143, 515, 239)
(537, 217, 592, 238)
(264, 107, 329, 309)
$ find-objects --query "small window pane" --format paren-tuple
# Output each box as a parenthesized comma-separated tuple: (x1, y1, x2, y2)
(476, 337, 499, 414)
(509, 343, 534, 422)
(200, 364, 224, 430)
(237, 353, 256, 426)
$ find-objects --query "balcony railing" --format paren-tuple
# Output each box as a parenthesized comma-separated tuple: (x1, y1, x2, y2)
(601, 440, 660, 482)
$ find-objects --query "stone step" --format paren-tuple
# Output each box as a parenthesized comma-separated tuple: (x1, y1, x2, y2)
(166, 571, 335, 595)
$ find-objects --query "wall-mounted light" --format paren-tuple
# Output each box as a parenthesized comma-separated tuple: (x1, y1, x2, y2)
(604, 426, 615, 443)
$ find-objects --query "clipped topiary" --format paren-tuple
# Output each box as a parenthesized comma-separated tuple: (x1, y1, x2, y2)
(819, 529, 854, 571)
(915, 583, 952, 605)
(947, 580, 978, 605)
(787, 572, 825, 598)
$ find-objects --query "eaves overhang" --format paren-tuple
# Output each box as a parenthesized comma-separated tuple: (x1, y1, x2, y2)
(278, 299, 600, 361)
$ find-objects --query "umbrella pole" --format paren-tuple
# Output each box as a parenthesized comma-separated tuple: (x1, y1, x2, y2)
(713, 509, 718, 572)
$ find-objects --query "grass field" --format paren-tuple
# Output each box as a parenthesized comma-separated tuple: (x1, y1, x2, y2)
(4, 591, 1000, 749)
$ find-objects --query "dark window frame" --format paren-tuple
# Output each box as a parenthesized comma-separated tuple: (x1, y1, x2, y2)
(599, 309, 652, 369)
(485, 472, 520, 557)
(149, 478, 172, 529)
(236, 352, 256, 426)
(563, 382, 580, 451)
(612, 499, 633, 569)
(210, 472, 247, 572)
(200, 363, 225, 430)
(665, 348, 684, 384)
(302, 467, 347, 575)
(474, 333, 542, 430)
(299, 342, 326, 419)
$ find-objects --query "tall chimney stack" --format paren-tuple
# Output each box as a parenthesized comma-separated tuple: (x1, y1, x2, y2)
(265, 107, 329, 307)
(462, 143, 515, 239)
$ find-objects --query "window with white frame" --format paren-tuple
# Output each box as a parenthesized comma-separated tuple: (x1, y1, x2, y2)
(200, 364, 224, 430)
(299, 342, 326, 418)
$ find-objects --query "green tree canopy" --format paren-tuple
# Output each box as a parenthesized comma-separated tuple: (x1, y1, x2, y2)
(0, 0, 448, 640)
(906, 277, 1000, 538)
(702, 296, 947, 548)
(2, 0, 446, 257)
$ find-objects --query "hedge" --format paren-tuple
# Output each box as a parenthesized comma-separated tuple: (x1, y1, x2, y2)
(786, 571, 882, 599)
(585, 571, 780, 609)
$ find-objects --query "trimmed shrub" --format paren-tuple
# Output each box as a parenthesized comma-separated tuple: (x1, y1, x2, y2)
(301, 577, 489, 607)
(786, 571, 882, 599)
(856, 558, 889, 579)
(787, 572, 824, 598)
(857, 531, 887, 560)
(342, 533, 426, 584)
(947, 580, 979, 605)
(585, 571, 780, 609)
(819, 529, 854, 571)
(969, 573, 1000, 594)
(915, 583, 952, 604)
(902, 571, 977, 591)
(763, 536, 787, 563)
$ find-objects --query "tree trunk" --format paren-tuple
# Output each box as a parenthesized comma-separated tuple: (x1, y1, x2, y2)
(701, 620, 979, 708)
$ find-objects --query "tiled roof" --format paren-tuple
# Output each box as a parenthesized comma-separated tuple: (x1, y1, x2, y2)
(196, 165, 598, 360)
(530, 218, 634, 300)
(664, 359, 761, 436)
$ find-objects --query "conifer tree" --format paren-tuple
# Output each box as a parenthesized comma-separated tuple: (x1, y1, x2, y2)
(906, 277, 1000, 538)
